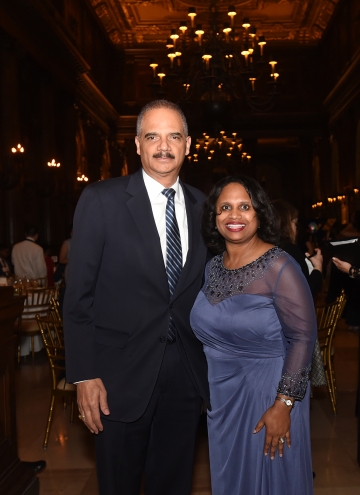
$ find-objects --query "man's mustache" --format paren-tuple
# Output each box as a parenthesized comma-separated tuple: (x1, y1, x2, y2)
(152, 152, 175, 159)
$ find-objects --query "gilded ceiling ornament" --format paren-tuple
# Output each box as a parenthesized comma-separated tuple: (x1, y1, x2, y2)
(176, 0, 258, 9)
(88, 0, 341, 47)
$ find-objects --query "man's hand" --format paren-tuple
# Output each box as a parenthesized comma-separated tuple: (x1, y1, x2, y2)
(77, 378, 110, 434)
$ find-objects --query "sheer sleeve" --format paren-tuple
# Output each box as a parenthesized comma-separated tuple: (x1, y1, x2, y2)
(273, 258, 317, 400)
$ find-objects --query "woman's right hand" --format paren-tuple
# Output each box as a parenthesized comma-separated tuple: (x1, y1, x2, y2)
(332, 257, 351, 274)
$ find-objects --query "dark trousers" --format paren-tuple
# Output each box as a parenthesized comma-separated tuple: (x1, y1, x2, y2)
(94, 342, 203, 495)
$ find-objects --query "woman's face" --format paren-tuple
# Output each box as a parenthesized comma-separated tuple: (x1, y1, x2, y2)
(290, 217, 298, 243)
(215, 182, 259, 246)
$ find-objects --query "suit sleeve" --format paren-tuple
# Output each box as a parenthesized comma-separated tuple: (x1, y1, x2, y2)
(63, 185, 105, 382)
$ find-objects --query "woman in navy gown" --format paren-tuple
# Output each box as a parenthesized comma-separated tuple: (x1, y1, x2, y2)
(190, 176, 317, 495)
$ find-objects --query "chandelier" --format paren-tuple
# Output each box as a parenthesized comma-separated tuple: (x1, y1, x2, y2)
(149, 2, 280, 112)
(187, 131, 251, 166)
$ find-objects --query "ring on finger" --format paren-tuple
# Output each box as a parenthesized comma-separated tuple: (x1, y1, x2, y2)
(279, 437, 285, 444)
(78, 414, 86, 421)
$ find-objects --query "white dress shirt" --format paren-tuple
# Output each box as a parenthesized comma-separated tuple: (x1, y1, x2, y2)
(12, 238, 47, 279)
(142, 169, 189, 266)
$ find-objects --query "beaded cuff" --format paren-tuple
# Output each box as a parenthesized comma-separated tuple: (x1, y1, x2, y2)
(276, 365, 312, 400)
(204, 246, 282, 306)
(349, 265, 360, 279)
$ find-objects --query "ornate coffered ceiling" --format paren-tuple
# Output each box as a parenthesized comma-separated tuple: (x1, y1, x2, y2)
(88, 0, 340, 48)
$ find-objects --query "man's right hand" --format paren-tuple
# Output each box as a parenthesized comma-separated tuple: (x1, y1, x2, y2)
(77, 378, 110, 434)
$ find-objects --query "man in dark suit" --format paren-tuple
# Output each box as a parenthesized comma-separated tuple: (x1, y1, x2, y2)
(63, 100, 209, 495)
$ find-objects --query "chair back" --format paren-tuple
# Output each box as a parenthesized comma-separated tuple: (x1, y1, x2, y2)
(316, 289, 346, 361)
(36, 316, 65, 389)
(33, 276, 48, 288)
(316, 290, 346, 370)
(49, 296, 62, 323)
(315, 290, 346, 340)
(22, 287, 55, 319)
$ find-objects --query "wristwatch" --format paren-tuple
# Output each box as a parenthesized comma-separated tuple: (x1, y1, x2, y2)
(276, 396, 293, 407)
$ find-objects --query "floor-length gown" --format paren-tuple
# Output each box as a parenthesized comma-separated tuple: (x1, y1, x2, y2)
(190, 247, 317, 495)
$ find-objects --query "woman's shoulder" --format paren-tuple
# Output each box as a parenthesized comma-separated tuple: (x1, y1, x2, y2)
(270, 246, 298, 271)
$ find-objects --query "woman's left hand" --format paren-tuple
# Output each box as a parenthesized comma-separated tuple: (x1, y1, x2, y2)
(253, 400, 291, 460)
(332, 257, 351, 274)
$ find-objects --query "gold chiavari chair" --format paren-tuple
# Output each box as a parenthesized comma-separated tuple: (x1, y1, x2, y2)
(18, 286, 55, 361)
(49, 296, 62, 323)
(36, 315, 76, 449)
(316, 289, 347, 416)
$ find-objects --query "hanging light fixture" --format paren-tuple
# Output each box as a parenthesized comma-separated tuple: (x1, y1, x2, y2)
(11, 143, 25, 153)
(149, 2, 280, 111)
(47, 159, 60, 168)
(186, 132, 252, 166)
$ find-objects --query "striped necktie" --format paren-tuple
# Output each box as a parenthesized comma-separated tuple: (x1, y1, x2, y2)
(162, 188, 182, 342)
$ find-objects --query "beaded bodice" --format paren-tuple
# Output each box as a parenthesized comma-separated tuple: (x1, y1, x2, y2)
(204, 246, 282, 306)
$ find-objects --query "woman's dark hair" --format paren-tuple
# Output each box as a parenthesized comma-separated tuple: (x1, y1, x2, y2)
(202, 175, 280, 254)
(271, 199, 298, 245)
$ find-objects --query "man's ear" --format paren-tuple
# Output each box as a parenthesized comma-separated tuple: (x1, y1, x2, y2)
(135, 136, 141, 156)
(185, 136, 191, 155)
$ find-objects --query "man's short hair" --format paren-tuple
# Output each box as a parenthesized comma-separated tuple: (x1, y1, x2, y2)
(25, 225, 38, 237)
(136, 100, 188, 138)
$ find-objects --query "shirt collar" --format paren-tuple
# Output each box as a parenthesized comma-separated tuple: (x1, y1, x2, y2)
(142, 169, 183, 203)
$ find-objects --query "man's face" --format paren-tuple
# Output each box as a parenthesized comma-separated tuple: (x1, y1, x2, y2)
(135, 107, 191, 185)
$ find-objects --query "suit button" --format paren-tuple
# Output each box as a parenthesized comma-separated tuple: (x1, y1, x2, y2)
(169, 303, 173, 309)
(159, 336, 166, 343)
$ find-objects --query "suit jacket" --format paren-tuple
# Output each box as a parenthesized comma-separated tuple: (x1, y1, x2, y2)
(64, 169, 209, 422)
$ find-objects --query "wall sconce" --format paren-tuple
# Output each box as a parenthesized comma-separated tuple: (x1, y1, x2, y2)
(47, 159, 60, 167)
(11, 144, 24, 153)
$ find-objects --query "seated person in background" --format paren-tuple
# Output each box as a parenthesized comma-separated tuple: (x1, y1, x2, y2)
(272, 199, 323, 298)
(12, 225, 47, 280)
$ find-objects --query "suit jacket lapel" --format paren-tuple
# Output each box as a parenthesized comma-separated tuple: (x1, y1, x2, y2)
(125, 170, 168, 291)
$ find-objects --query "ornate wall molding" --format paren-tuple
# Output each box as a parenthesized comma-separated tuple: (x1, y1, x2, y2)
(88, 0, 341, 47)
